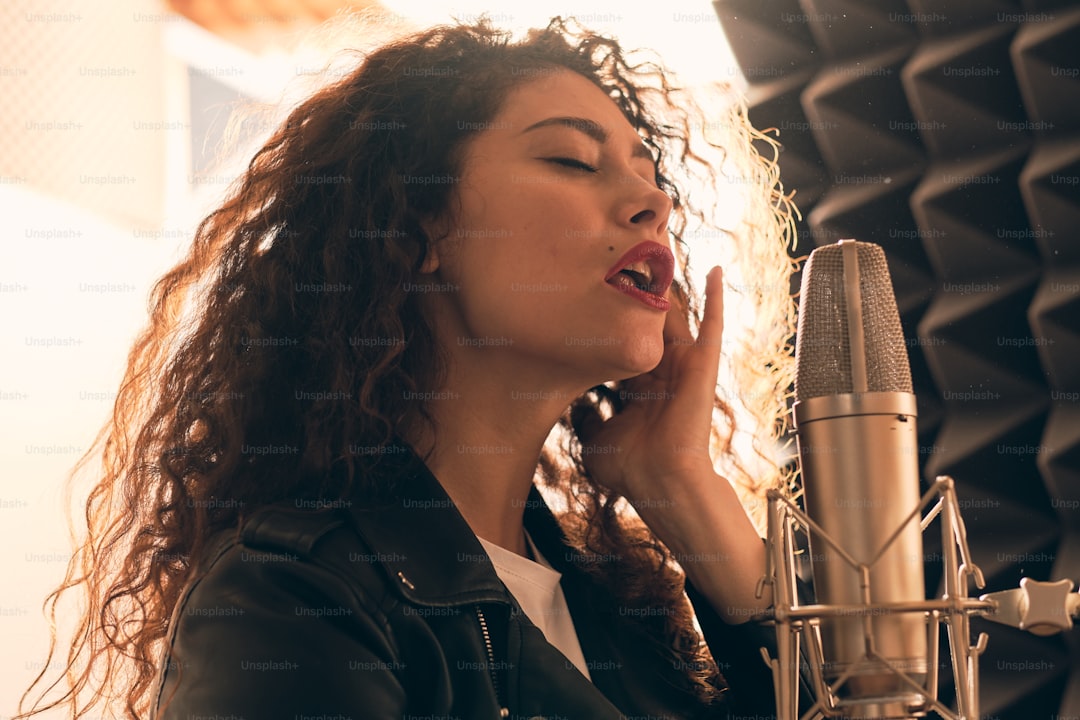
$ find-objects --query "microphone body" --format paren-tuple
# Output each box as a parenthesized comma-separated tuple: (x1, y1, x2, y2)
(793, 240, 928, 718)
(794, 393, 927, 715)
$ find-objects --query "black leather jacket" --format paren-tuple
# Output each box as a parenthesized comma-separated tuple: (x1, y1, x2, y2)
(154, 447, 793, 719)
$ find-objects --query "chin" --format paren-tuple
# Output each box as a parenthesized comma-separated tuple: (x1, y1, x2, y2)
(606, 334, 666, 378)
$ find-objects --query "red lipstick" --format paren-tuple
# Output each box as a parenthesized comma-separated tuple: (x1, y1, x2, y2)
(604, 241, 674, 311)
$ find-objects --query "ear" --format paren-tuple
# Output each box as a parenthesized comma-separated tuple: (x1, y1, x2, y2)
(418, 213, 448, 273)
(419, 243, 440, 273)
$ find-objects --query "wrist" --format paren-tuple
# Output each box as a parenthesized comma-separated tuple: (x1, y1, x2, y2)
(622, 469, 772, 623)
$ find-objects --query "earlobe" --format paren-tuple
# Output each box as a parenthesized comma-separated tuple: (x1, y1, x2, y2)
(419, 243, 440, 273)
(418, 217, 442, 273)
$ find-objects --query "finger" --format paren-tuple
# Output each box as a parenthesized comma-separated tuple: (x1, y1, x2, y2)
(654, 268, 723, 387)
(662, 286, 695, 346)
(669, 266, 724, 373)
(696, 266, 724, 361)
(644, 268, 724, 429)
(671, 266, 725, 421)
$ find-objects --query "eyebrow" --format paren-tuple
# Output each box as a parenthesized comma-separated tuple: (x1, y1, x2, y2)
(520, 116, 656, 162)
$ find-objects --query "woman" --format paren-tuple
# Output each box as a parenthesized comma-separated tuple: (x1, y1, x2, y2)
(20, 16, 799, 720)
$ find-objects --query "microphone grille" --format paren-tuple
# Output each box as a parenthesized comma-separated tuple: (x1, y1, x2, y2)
(795, 241, 913, 400)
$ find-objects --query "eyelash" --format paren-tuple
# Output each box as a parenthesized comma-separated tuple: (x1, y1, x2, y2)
(547, 157, 598, 173)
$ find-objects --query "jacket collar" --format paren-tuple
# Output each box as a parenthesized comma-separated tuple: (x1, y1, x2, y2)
(345, 441, 575, 608)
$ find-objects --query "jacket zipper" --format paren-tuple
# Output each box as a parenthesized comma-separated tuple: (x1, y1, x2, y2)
(474, 605, 509, 718)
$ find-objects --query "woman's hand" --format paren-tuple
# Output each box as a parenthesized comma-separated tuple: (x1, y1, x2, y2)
(577, 266, 771, 622)
(578, 265, 725, 501)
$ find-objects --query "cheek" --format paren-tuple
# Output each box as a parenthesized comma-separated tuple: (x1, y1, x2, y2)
(442, 243, 537, 328)
(442, 183, 605, 321)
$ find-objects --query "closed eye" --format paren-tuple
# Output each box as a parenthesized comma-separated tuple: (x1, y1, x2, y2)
(546, 157, 598, 173)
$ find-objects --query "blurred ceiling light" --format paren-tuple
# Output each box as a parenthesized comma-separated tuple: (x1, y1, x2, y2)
(163, 0, 394, 53)
(378, 0, 744, 87)
(163, 0, 742, 88)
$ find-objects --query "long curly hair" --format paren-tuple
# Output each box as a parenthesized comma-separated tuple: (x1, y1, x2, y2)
(18, 15, 797, 719)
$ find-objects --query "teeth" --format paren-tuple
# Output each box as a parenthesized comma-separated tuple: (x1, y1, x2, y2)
(624, 260, 653, 285)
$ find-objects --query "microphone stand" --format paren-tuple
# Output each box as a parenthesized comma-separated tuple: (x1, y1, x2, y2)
(758, 475, 998, 720)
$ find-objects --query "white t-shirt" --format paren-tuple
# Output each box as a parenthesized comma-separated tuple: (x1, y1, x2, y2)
(477, 534, 592, 681)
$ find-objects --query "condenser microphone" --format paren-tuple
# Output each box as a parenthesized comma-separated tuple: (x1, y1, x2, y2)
(793, 240, 928, 719)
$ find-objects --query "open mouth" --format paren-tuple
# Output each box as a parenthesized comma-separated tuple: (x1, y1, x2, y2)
(613, 262, 660, 294)
(604, 241, 674, 311)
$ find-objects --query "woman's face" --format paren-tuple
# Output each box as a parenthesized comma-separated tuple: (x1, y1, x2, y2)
(421, 69, 675, 390)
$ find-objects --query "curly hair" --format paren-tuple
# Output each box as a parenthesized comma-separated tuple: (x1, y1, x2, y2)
(18, 15, 797, 719)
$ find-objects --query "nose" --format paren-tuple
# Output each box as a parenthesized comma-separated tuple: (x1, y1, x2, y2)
(619, 176, 673, 240)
